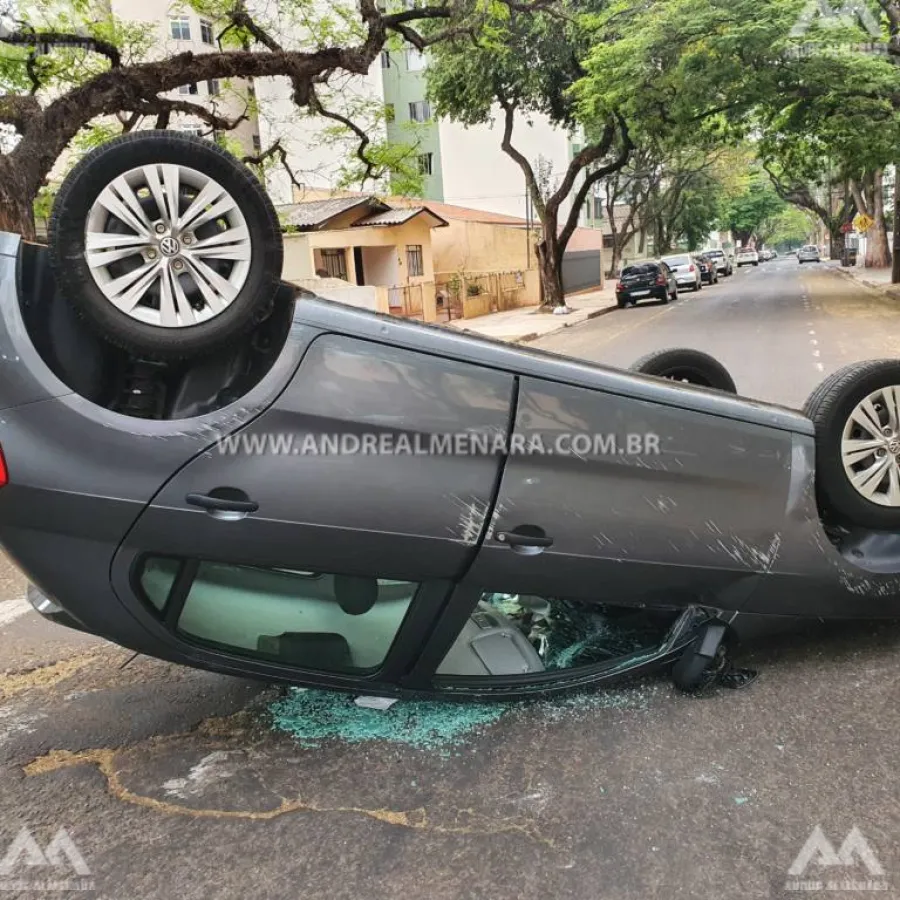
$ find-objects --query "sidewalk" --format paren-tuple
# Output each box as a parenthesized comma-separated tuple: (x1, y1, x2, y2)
(832, 264, 900, 300)
(445, 283, 618, 343)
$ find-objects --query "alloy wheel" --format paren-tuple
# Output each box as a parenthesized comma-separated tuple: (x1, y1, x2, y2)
(84, 163, 252, 328)
(840, 386, 900, 507)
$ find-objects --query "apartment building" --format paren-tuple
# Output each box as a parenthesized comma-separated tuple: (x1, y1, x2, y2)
(100, 0, 261, 152)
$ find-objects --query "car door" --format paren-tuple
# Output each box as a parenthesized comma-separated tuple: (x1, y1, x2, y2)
(462, 374, 797, 611)
(111, 332, 515, 681)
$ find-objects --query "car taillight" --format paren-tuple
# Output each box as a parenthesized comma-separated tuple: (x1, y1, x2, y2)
(0, 445, 7, 488)
(615, 281, 624, 291)
(655, 274, 666, 285)
(688, 264, 695, 272)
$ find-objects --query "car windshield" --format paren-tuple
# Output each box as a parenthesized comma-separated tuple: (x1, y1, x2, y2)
(663, 256, 690, 266)
(621, 264, 659, 276)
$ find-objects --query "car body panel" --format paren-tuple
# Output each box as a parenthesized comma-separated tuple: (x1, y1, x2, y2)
(736, 248, 759, 266)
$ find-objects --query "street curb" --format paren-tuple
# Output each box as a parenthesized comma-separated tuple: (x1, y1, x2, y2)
(513, 303, 619, 344)
(831, 266, 900, 299)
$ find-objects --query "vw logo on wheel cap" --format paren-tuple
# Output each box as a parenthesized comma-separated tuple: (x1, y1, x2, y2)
(889, 439, 900, 455)
(159, 235, 181, 257)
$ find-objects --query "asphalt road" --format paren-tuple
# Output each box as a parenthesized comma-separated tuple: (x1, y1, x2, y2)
(2, 259, 900, 900)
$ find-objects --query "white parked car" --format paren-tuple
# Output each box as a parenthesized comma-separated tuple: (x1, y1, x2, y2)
(660, 254, 702, 291)
(735, 247, 759, 267)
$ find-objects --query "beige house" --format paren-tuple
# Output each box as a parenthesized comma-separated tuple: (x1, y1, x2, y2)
(279, 196, 449, 320)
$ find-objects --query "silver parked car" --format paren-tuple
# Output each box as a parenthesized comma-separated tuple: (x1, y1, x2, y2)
(660, 254, 702, 291)
(4, 133, 900, 700)
(798, 245, 821, 263)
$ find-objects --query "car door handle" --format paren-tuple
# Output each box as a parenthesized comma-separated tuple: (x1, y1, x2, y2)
(495, 530, 553, 548)
(185, 492, 259, 514)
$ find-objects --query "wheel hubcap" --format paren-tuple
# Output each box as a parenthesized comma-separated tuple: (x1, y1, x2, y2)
(841, 385, 900, 507)
(84, 163, 251, 328)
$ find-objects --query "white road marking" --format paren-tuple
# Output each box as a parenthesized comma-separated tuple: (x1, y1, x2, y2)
(0, 597, 31, 628)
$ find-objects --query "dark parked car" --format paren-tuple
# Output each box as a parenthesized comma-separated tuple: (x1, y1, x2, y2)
(703, 249, 733, 277)
(615, 261, 677, 307)
(3, 133, 900, 701)
(695, 254, 719, 285)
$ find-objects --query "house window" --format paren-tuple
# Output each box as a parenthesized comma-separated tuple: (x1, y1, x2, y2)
(408, 100, 431, 122)
(179, 82, 198, 95)
(252, 134, 261, 152)
(602, 234, 615, 249)
(406, 244, 424, 277)
(593, 195, 603, 220)
(321, 249, 348, 280)
(207, 79, 220, 96)
(417, 152, 433, 175)
(385, 103, 395, 123)
(169, 16, 191, 41)
(407, 48, 426, 71)
(381, 50, 391, 68)
(200, 19, 214, 45)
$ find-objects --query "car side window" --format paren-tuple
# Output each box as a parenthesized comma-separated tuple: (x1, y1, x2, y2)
(436, 591, 678, 678)
(139, 558, 417, 673)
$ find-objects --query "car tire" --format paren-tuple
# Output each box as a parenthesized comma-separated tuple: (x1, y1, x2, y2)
(804, 360, 900, 529)
(49, 130, 283, 359)
(630, 348, 738, 393)
(617, 298, 627, 309)
(753, 261, 758, 266)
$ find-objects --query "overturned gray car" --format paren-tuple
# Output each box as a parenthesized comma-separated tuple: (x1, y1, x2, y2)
(1, 132, 900, 700)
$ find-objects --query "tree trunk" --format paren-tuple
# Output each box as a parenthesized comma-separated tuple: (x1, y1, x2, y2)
(0, 163, 37, 241)
(892, 165, 900, 284)
(829, 226, 846, 262)
(607, 242, 621, 280)
(536, 233, 565, 307)
(868, 169, 891, 268)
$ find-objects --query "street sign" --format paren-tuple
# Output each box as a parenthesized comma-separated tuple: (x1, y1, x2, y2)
(854, 213, 875, 233)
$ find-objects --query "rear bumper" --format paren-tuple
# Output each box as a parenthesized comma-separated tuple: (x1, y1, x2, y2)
(26, 582, 93, 635)
(616, 287, 667, 301)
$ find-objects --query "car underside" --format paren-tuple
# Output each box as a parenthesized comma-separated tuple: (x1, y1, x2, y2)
(2, 133, 900, 701)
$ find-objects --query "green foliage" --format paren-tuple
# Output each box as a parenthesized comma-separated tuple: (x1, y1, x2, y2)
(720, 172, 787, 242)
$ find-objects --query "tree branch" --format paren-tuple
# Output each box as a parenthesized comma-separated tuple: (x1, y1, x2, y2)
(2, 27, 121, 68)
(242, 139, 306, 196)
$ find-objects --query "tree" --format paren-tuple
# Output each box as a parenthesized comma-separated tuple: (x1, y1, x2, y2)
(720, 174, 787, 248)
(0, 0, 530, 239)
(426, 2, 632, 306)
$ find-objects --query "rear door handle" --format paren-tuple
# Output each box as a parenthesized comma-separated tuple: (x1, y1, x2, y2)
(495, 530, 553, 548)
(185, 491, 259, 514)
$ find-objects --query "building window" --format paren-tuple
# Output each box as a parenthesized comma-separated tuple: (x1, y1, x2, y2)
(321, 249, 348, 280)
(381, 51, 391, 68)
(252, 134, 261, 152)
(406, 244, 424, 277)
(406, 48, 426, 71)
(593, 195, 603, 220)
(207, 79, 221, 96)
(602, 234, 615, 249)
(179, 82, 198, 95)
(385, 103, 395, 123)
(200, 19, 214, 45)
(179, 125, 204, 137)
(169, 16, 191, 41)
(408, 100, 431, 122)
(417, 152, 433, 175)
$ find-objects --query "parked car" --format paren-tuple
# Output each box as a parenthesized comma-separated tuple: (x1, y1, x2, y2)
(615, 261, 678, 307)
(694, 254, 719, 285)
(661, 254, 703, 291)
(798, 245, 821, 263)
(735, 247, 759, 267)
(759, 249, 774, 262)
(703, 249, 733, 277)
(5, 132, 900, 701)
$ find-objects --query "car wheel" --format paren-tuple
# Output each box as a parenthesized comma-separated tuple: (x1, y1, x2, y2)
(753, 261, 758, 266)
(630, 348, 738, 393)
(616, 298, 627, 308)
(49, 130, 283, 359)
(804, 361, 900, 529)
